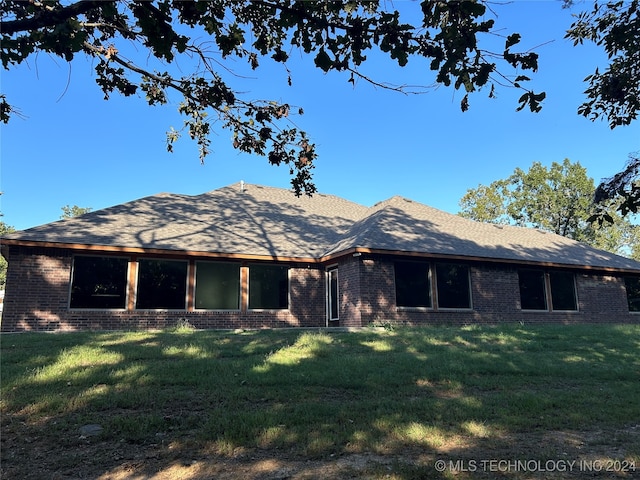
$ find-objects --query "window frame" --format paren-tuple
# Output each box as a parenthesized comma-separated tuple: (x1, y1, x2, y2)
(518, 269, 548, 311)
(434, 263, 473, 310)
(625, 276, 640, 313)
(248, 263, 290, 310)
(394, 261, 472, 311)
(518, 269, 578, 312)
(394, 261, 432, 309)
(327, 267, 339, 321)
(548, 271, 578, 311)
(194, 261, 241, 311)
(135, 257, 189, 311)
(69, 254, 130, 310)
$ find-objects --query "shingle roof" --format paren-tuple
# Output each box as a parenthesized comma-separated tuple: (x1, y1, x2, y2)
(3, 183, 368, 259)
(4, 182, 640, 271)
(327, 196, 640, 270)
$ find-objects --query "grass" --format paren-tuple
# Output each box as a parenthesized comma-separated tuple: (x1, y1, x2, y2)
(1, 324, 640, 479)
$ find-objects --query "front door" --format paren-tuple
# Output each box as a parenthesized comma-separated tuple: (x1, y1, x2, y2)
(327, 268, 339, 326)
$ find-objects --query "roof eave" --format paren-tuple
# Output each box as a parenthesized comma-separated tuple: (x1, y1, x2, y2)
(321, 247, 640, 275)
(3, 239, 639, 275)
(0, 238, 321, 264)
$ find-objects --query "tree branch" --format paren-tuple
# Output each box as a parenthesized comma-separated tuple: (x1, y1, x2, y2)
(1, 0, 105, 36)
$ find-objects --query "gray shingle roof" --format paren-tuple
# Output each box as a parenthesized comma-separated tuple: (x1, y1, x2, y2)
(3, 183, 368, 259)
(4, 183, 640, 271)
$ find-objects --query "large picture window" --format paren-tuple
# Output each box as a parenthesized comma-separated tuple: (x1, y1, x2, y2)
(518, 270, 577, 311)
(249, 264, 289, 310)
(435, 263, 471, 309)
(625, 276, 640, 312)
(136, 259, 188, 310)
(395, 262, 431, 308)
(394, 261, 471, 309)
(70, 256, 128, 309)
(194, 262, 240, 310)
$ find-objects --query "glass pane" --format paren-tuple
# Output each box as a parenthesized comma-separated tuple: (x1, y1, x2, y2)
(518, 270, 547, 310)
(249, 265, 288, 309)
(70, 256, 128, 309)
(195, 262, 240, 310)
(136, 259, 187, 310)
(549, 271, 577, 311)
(624, 276, 640, 312)
(395, 262, 431, 307)
(436, 263, 471, 309)
(329, 269, 339, 320)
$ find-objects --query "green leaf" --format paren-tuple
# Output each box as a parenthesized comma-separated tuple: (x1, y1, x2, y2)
(505, 33, 521, 49)
(314, 49, 333, 72)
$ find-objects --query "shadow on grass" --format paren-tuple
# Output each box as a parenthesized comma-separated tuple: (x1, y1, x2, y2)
(1, 324, 639, 479)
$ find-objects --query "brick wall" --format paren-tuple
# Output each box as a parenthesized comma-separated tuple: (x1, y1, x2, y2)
(340, 256, 638, 326)
(1, 246, 326, 332)
(1, 247, 637, 332)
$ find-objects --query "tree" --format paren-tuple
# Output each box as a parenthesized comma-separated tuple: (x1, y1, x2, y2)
(565, 0, 640, 217)
(60, 205, 93, 219)
(458, 159, 639, 259)
(0, 220, 16, 288)
(592, 152, 640, 220)
(0, 1, 545, 195)
(1, 1, 637, 200)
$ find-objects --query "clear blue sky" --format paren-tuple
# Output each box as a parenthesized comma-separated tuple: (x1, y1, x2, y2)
(1, 1, 638, 231)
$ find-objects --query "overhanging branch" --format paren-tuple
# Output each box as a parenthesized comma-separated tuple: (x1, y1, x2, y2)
(1, 0, 105, 36)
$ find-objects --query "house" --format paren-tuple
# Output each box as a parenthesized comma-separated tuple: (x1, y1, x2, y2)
(1, 182, 639, 332)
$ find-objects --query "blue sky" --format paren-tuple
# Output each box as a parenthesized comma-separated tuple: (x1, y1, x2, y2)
(1, 1, 638, 231)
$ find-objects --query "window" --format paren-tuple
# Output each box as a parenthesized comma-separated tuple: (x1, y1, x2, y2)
(394, 261, 471, 309)
(625, 276, 640, 312)
(328, 268, 339, 320)
(394, 262, 431, 308)
(70, 256, 128, 309)
(435, 263, 471, 309)
(249, 265, 289, 309)
(518, 270, 577, 311)
(136, 259, 188, 310)
(549, 271, 577, 311)
(194, 262, 240, 310)
(518, 270, 547, 310)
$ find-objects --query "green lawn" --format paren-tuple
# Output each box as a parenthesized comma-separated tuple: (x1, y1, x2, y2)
(1, 324, 639, 479)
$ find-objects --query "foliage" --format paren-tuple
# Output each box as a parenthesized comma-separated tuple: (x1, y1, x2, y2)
(565, 0, 639, 129)
(1, 1, 638, 204)
(565, 1, 640, 218)
(0, 220, 15, 288)
(60, 205, 93, 219)
(458, 159, 640, 258)
(0, 0, 546, 194)
(592, 152, 640, 222)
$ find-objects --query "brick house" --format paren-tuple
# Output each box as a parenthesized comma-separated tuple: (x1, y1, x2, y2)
(2, 182, 639, 332)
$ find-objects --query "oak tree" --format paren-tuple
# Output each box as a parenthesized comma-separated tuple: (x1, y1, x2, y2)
(459, 159, 640, 259)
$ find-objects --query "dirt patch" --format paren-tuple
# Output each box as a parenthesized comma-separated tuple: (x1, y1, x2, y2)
(2, 415, 639, 479)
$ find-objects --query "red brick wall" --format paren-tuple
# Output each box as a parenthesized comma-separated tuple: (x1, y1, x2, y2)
(1, 247, 326, 332)
(1, 247, 637, 332)
(343, 256, 638, 326)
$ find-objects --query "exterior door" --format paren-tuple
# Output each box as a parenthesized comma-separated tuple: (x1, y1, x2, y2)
(327, 268, 339, 326)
